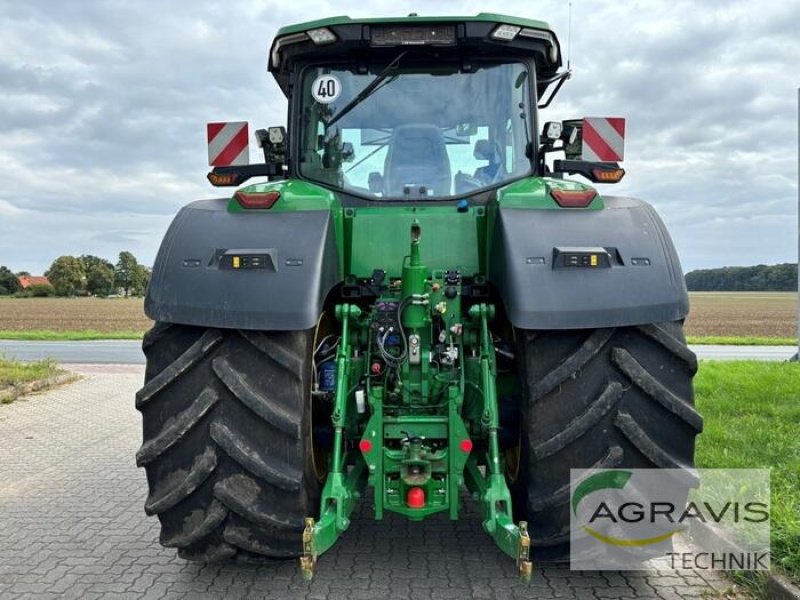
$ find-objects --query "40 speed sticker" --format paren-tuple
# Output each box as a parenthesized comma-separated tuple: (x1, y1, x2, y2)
(312, 74, 341, 104)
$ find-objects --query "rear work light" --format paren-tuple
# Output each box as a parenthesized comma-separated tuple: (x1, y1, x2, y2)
(307, 27, 336, 45)
(550, 188, 598, 208)
(234, 190, 281, 209)
(490, 24, 521, 40)
(491, 24, 559, 62)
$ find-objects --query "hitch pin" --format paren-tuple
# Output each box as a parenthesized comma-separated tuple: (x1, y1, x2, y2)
(300, 517, 317, 580)
(517, 521, 533, 582)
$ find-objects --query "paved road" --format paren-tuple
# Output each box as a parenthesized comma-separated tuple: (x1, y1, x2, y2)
(0, 339, 145, 364)
(692, 344, 798, 361)
(0, 365, 743, 599)
(1, 339, 797, 364)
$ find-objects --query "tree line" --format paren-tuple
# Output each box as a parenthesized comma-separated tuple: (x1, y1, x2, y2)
(685, 263, 798, 292)
(2, 256, 796, 296)
(0, 251, 151, 297)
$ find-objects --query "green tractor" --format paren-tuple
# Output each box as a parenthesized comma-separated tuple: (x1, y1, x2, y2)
(136, 13, 701, 579)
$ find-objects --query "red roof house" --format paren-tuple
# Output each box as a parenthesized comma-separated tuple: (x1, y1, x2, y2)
(18, 275, 51, 289)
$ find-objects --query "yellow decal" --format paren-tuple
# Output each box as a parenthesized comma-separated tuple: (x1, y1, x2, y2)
(232, 256, 241, 269)
(581, 525, 680, 547)
(590, 255, 598, 267)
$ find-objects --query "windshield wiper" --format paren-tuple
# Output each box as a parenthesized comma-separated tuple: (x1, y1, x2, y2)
(326, 51, 407, 130)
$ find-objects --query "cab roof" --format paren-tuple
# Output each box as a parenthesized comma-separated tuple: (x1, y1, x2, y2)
(268, 13, 563, 97)
(275, 13, 552, 37)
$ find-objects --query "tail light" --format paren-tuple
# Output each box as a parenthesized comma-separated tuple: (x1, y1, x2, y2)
(550, 188, 597, 208)
(234, 190, 281, 209)
(407, 487, 425, 508)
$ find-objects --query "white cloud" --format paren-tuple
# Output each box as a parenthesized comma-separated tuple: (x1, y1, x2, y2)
(0, 0, 797, 273)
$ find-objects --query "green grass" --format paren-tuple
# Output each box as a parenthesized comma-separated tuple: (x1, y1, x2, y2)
(695, 361, 800, 581)
(0, 330, 146, 341)
(0, 357, 64, 403)
(688, 336, 797, 346)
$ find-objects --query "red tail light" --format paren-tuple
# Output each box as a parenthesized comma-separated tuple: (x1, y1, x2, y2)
(234, 190, 281, 209)
(550, 188, 598, 208)
(407, 487, 425, 508)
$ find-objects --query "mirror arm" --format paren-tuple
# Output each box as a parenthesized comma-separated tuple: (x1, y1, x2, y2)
(536, 69, 572, 109)
(208, 163, 285, 186)
(552, 159, 624, 184)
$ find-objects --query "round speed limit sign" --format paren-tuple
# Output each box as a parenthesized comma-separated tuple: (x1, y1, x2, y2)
(311, 74, 341, 104)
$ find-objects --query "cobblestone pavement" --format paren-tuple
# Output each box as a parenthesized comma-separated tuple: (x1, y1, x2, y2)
(0, 365, 744, 600)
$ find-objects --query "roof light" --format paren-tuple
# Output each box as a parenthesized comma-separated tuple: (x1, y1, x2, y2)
(307, 27, 336, 45)
(491, 24, 521, 41)
(518, 28, 559, 62)
(550, 188, 598, 208)
(270, 32, 308, 69)
(234, 190, 281, 209)
(591, 168, 626, 183)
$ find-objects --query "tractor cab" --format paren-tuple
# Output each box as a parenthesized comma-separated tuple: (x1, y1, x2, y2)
(267, 14, 563, 200)
(207, 14, 629, 195)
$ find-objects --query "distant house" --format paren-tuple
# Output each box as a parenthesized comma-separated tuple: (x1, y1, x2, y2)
(18, 275, 50, 289)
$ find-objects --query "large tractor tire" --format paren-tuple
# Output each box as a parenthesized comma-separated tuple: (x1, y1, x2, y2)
(512, 321, 701, 561)
(135, 323, 321, 562)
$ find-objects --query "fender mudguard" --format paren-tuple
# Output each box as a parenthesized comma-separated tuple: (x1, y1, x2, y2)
(145, 198, 340, 330)
(489, 196, 689, 329)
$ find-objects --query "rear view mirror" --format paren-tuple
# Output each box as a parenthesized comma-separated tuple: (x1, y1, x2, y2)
(456, 122, 477, 137)
(341, 142, 355, 163)
(368, 171, 383, 193)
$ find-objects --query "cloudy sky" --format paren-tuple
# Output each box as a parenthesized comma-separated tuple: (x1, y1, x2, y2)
(0, 0, 798, 274)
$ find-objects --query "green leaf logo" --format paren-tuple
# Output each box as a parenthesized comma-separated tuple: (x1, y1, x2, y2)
(571, 470, 632, 516)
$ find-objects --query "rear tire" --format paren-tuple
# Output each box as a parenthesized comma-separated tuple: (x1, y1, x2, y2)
(136, 323, 320, 562)
(512, 321, 701, 561)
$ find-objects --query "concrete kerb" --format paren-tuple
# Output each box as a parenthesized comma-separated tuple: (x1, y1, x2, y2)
(0, 372, 80, 404)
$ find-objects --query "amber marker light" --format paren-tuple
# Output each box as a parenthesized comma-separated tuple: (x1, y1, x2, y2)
(592, 168, 626, 183)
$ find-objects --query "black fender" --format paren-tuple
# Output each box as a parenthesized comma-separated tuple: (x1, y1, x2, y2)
(145, 199, 340, 330)
(489, 196, 689, 329)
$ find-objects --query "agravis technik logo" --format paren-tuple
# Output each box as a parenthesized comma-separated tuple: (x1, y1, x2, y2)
(572, 470, 682, 547)
(569, 468, 770, 571)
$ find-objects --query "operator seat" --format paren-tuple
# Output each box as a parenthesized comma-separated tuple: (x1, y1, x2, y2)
(472, 139, 504, 185)
(383, 124, 451, 197)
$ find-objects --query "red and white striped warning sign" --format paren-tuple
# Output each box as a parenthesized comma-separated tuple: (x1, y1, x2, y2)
(207, 121, 249, 167)
(582, 117, 625, 162)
